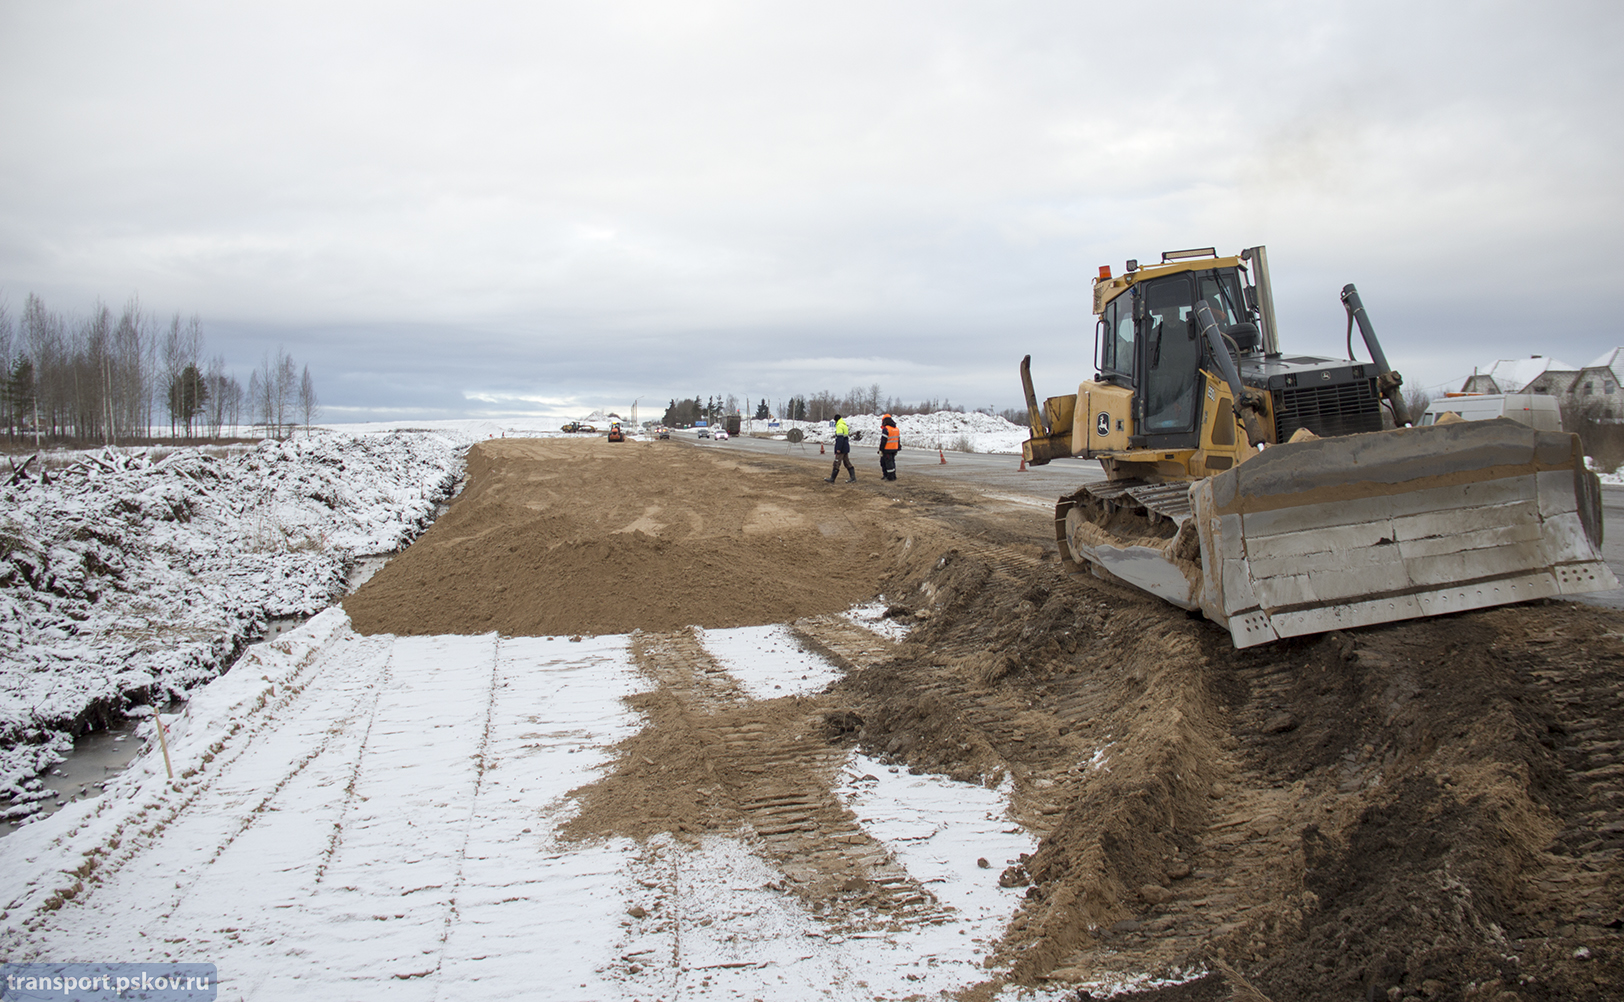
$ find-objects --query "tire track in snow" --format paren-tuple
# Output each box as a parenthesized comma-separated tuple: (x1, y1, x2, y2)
(430, 634, 502, 979)
(0, 618, 377, 941)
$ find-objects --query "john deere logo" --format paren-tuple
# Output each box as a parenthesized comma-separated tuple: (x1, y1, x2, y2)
(1096, 412, 1110, 436)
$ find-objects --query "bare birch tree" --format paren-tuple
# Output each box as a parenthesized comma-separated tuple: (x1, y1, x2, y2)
(275, 349, 297, 438)
(297, 365, 319, 436)
(248, 364, 269, 437)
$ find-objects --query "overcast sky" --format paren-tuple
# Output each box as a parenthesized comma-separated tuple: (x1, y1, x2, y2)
(2, 0, 1620, 423)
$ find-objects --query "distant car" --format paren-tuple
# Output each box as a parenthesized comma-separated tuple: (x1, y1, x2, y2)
(697, 428, 711, 439)
(657, 428, 670, 440)
(713, 429, 729, 441)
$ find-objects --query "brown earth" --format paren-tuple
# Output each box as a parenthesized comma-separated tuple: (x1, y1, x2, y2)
(344, 437, 896, 635)
(347, 437, 1624, 1001)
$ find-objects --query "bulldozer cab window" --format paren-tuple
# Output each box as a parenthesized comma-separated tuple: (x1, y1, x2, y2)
(1196, 270, 1246, 327)
(1140, 274, 1203, 436)
(1098, 295, 1136, 383)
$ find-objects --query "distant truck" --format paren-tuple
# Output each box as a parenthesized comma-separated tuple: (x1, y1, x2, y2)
(725, 415, 741, 437)
(1418, 394, 1562, 432)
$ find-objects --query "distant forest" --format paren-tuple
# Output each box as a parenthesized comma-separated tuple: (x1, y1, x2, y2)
(661, 386, 1021, 427)
(0, 293, 317, 446)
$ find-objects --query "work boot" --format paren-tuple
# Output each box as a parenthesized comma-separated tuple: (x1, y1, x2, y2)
(823, 475, 836, 483)
(846, 475, 856, 483)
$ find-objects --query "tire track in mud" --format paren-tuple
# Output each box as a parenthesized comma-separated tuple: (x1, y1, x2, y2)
(1513, 627, 1624, 945)
(588, 626, 956, 937)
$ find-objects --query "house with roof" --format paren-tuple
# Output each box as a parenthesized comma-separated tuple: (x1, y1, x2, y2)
(1459, 356, 1579, 396)
(1571, 349, 1624, 419)
(1460, 350, 1623, 421)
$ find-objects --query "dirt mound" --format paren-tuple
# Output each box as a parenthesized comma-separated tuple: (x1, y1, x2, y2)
(346, 438, 1624, 1000)
(345, 438, 903, 636)
(835, 514, 1624, 1001)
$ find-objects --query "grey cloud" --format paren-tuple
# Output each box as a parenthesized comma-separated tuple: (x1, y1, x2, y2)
(2, 0, 1620, 414)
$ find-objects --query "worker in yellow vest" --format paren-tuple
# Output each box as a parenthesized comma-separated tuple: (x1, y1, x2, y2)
(824, 414, 856, 483)
(878, 413, 900, 481)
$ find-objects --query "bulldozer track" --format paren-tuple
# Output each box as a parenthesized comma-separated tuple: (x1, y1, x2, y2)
(1039, 659, 1313, 986)
(628, 627, 952, 934)
(797, 610, 1114, 840)
(1515, 639, 1624, 935)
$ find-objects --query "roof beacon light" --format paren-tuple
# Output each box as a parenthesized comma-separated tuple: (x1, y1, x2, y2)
(1098, 265, 1112, 280)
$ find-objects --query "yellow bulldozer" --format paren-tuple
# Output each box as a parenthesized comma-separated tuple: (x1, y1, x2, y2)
(1020, 246, 1615, 647)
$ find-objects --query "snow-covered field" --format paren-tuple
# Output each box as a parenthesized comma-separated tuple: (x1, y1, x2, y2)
(323, 410, 1033, 455)
(742, 412, 1029, 454)
(0, 608, 1066, 1001)
(1, 431, 465, 824)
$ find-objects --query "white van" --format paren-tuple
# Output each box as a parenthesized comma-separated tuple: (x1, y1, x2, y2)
(1419, 394, 1563, 432)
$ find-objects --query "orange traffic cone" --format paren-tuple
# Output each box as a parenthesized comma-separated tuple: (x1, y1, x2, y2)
(1018, 455, 1027, 472)
(938, 448, 946, 465)
(820, 442, 825, 454)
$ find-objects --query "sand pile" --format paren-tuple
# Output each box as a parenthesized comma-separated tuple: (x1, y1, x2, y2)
(344, 437, 902, 636)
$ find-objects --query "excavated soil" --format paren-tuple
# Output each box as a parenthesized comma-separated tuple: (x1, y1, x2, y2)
(348, 437, 1624, 1001)
(344, 438, 894, 635)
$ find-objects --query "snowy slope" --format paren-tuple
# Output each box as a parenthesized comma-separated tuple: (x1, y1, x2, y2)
(1, 432, 464, 822)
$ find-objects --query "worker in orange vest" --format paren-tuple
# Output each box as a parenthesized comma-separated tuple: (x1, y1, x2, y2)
(878, 413, 900, 481)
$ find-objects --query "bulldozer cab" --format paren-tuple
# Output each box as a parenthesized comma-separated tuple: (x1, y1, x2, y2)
(1096, 260, 1254, 452)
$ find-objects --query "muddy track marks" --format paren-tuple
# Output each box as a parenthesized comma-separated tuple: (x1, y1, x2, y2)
(567, 623, 952, 934)
(1510, 627, 1624, 965)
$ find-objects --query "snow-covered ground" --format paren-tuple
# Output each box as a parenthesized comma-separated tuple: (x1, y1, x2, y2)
(315, 418, 573, 440)
(1, 431, 465, 824)
(321, 410, 1033, 455)
(740, 412, 1029, 455)
(1591, 459, 1624, 486)
(0, 610, 1064, 1001)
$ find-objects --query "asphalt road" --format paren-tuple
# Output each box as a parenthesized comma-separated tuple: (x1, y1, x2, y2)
(692, 430, 1624, 613)
(1591, 482, 1624, 610)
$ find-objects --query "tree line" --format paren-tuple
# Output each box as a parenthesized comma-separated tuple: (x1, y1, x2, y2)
(661, 386, 974, 427)
(0, 293, 318, 446)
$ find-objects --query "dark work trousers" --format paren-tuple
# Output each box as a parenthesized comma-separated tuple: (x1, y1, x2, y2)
(879, 449, 897, 480)
(830, 436, 855, 478)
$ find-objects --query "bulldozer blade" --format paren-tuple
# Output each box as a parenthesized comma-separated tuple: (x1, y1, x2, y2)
(1189, 418, 1615, 647)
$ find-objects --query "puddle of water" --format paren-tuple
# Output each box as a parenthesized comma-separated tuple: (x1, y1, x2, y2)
(4, 552, 399, 836)
(347, 552, 393, 591)
(1, 706, 183, 836)
(257, 553, 396, 644)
